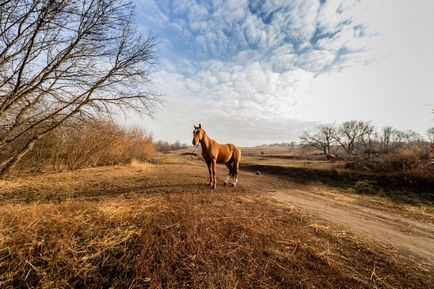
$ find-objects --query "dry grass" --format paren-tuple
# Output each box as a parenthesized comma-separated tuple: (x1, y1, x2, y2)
(0, 195, 431, 288)
(0, 164, 432, 288)
(3, 120, 155, 174)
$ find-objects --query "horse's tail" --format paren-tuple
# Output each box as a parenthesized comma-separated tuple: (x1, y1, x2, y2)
(232, 146, 241, 177)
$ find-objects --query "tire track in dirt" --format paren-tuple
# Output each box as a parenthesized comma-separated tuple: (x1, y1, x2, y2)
(235, 167, 434, 266)
(267, 189, 434, 263)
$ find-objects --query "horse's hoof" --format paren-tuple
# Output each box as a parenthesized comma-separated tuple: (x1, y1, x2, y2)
(223, 182, 227, 186)
(233, 183, 237, 187)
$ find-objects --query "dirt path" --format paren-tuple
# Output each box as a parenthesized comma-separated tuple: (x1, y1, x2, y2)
(3, 162, 434, 288)
(2, 160, 433, 269)
(236, 169, 434, 266)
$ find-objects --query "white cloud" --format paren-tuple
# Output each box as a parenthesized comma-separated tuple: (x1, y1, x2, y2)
(294, 49, 335, 73)
(138, 0, 375, 144)
(317, 0, 358, 32)
(138, 55, 318, 145)
(131, 0, 434, 145)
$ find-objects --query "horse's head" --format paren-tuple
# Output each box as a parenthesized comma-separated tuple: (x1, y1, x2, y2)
(192, 123, 205, 145)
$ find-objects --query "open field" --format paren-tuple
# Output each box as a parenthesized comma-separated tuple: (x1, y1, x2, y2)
(1, 152, 433, 288)
(241, 146, 434, 205)
(2, 1, 433, 288)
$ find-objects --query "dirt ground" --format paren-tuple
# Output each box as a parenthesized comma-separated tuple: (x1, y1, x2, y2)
(235, 160, 434, 266)
(1, 156, 433, 288)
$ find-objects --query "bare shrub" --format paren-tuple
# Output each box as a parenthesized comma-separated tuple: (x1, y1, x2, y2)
(12, 121, 155, 173)
(382, 141, 430, 171)
(342, 141, 431, 173)
(354, 180, 376, 194)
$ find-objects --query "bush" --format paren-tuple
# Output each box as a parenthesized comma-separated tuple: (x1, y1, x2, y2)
(382, 141, 430, 171)
(8, 121, 155, 173)
(353, 180, 376, 194)
(342, 141, 431, 173)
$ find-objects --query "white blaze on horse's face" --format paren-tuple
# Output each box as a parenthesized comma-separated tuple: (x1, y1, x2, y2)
(192, 128, 203, 145)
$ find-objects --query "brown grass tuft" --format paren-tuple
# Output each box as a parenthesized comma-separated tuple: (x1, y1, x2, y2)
(1, 192, 431, 289)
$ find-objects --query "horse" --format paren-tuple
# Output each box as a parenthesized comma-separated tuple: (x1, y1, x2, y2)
(192, 124, 241, 189)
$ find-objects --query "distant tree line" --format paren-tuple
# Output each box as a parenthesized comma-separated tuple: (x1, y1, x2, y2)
(300, 120, 434, 156)
(154, 140, 188, 153)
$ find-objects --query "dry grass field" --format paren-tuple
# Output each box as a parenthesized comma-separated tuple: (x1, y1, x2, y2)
(1, 151, 433, 288)
(2, 1, 433, 288)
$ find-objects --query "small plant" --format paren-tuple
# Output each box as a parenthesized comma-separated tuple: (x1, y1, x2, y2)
(354, 180, 376, 194)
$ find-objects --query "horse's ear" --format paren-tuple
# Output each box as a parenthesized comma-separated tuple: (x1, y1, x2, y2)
(194, 125, 197, 129)
(198, 123, 201, 128)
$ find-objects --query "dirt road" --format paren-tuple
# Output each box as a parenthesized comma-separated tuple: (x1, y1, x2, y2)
(2, 160, 433, 269)
(236, 168, 434, 267)
(4, 162, 434, 288)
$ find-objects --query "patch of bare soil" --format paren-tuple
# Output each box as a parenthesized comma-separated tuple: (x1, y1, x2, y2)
(0, 162, 433, 288)
(237, 168, 434, 268)
(241, 163, 434, 204)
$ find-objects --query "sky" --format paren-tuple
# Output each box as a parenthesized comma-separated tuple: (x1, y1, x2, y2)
(126, 0, 434, 146)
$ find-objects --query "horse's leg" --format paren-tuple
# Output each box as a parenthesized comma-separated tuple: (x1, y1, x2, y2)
(206, 161, 212, 187)
(232, 166, 238, 187)
(233, 152, 240, 187)
(211, 158, 217, 189)
(224, 161, 233, 185)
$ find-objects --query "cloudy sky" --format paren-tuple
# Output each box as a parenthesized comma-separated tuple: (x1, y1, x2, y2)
(127, 0, 434, 146)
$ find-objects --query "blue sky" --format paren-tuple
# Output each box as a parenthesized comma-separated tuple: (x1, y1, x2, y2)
(128, 0, 434, 145)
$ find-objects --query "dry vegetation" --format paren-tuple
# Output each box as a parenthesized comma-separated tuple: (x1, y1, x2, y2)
(299, 121, 434, 176)
(0, 164, 432, 289)
(0, 0, 157, 176)
(2, 120, 155, 174)
(349, 141, 432, 172)
(1, 1, 431, 287)
(242, 142, 434, 205)
(3, 2, 431, 287)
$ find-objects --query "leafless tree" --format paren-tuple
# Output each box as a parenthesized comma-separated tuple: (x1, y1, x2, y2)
(378, 127, 421, 154)
(378, 126, 396, 154)
(427, 127, 434, 144)
(300, 123, 337, 156)
(336, 120, 372, 155)
(358, 121, 376, 153)
(400, 130, 421, 142)
(154, 140, 171, 153)
(0, 0, 158, 176)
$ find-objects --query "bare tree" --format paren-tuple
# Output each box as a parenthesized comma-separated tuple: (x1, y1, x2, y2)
(0, 0, 158, 176)
(300, 123, 337, 156)
(378, 127, 420, 154)
(398, 130, 421, 142)
(379, 126, 396, 154)
(336, 120, 372, 155)
(358, 121, 376, 153)
(427, 127, 434, 144)
(154, 140, 171, 153)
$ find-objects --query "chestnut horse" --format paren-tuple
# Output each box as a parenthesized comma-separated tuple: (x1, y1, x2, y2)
(192, 124, 241, 189)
